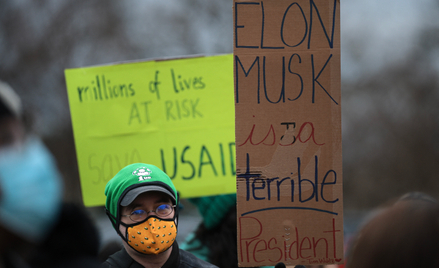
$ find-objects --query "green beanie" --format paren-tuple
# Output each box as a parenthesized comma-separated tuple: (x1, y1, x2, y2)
(105, 163, 178, 226)
(189, 193, 236, 230)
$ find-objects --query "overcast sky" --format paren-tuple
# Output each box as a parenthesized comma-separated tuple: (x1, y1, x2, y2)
(2, 0, 439, 135)
(341, 0, 438, 81)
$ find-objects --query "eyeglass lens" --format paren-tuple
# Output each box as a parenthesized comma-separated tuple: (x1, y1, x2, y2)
(130, 204, 173, 221)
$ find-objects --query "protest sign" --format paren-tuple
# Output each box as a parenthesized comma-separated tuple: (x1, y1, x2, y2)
(65, 54, 236, 207)
(234, 0, 343, 266)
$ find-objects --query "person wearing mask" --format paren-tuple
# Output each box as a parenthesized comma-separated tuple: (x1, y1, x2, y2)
(0, 80, 101, 268)
(101, 163, 218, 268)
(0, 80, 64, 267)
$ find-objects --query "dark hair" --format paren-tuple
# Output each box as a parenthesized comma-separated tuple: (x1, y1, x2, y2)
(346, 199, 439, 268)
(0, 100, 13, 120)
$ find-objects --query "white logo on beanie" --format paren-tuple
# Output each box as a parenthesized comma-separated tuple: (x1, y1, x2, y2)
(132, 167, 152, 181)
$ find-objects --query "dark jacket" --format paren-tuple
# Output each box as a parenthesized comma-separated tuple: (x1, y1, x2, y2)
(100, 242, 218, 268)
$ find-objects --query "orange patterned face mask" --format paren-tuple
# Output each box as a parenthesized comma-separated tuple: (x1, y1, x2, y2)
(125, 217, 177, 255)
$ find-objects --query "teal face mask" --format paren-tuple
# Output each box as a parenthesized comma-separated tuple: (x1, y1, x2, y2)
(0, 137, 63, 243)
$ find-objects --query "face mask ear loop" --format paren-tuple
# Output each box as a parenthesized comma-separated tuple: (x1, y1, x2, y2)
(174, 191, 180, 227)
(106, 208, 129, 239)
(174, 201, 180, 227)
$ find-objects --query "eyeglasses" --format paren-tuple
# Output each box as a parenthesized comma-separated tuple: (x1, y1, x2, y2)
(122, 204, 176, 222)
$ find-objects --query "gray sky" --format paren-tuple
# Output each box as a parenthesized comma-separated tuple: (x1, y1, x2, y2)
(2, 0, 438, 136)
(341, 0, 438, 81)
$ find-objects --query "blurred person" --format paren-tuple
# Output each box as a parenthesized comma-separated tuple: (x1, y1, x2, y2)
(0, 80, 101, 267)
(0, 81, 62, 267)
(181, 194, 308, 268)
(29, 202, 102, 268)
(345, 192, 439, 268)
(180, 194, 251, 268)
(101, 163, 218, 268)
(0, 80, 64, 267)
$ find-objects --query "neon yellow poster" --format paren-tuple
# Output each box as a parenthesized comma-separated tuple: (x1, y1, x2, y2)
(65, 54, 235, 207)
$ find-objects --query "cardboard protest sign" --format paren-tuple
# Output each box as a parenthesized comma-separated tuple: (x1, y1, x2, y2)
(234, 0, 343, 266)
(65, 54, 236, 207)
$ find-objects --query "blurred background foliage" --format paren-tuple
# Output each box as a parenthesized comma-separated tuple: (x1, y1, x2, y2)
(0, 0, 439, 210)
